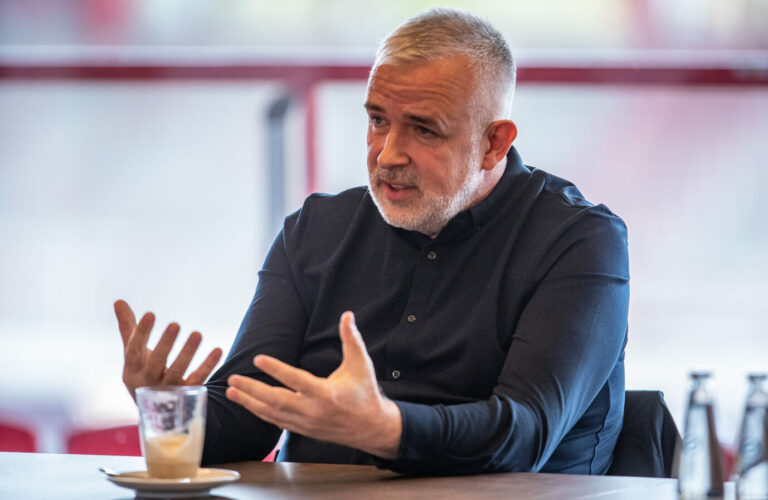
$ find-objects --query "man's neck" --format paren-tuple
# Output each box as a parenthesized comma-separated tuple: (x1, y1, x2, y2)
(473, 155, 508, 207)
(425, 156, 508, 239)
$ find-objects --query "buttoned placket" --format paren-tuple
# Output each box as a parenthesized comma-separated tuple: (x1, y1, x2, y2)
(385, 244, 441, 382)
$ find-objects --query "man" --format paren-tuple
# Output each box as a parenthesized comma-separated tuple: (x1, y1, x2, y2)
(115, 8, 629, 475)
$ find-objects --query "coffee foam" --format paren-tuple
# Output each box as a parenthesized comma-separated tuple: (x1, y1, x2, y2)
(144, 418, 205, 479)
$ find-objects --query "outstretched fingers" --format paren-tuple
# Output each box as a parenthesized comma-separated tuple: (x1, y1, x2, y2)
(163, 331, 202, 384)
(253, 355, 323, 397)
(124, 312, 155, 370)
(226, 375, 303, 424)
(114, 300, 138, 348)
(185, 347, 224, 385)
(144, 323, 181, 380)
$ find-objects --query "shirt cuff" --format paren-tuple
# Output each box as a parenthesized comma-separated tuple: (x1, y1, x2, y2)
(374, 400, 445, 473)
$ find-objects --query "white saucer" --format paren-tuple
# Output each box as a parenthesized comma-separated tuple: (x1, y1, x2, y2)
(105, 468, 240, 498)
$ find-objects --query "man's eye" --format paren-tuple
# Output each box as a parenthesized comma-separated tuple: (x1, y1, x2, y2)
(416, 125, 435, 137)
(369, 115, 384, 127)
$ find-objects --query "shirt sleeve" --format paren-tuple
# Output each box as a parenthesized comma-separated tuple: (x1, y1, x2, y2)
(201, 227, 309, 465)
(377, 207, 630, 475)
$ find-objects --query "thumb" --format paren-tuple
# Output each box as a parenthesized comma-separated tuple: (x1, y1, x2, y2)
(339, 311, 374, 375)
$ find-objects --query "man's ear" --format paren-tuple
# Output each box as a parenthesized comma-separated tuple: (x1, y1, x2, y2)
(481, 120, 517, 170)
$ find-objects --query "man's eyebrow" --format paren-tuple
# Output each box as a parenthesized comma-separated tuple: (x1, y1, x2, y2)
(363, 103, 444, 131)
(404, 113, 441, 129)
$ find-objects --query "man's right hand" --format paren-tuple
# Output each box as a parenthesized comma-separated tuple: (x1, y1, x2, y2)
(114, 300, 223, 400)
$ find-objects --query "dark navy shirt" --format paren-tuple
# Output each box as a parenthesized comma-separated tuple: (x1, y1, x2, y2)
(203, 147, 629, 475)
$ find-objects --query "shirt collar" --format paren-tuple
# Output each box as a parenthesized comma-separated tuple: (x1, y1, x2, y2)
(467, 145, 529, 226)
(435, 146, 529, 243)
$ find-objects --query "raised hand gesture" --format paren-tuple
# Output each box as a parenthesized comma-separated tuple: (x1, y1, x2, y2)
(226, 311, 402, 459)
(114, 300, 223, 400)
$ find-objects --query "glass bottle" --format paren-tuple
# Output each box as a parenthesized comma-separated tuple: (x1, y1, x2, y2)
(734, 373, 768, 500)
(678, 371, 725, 499)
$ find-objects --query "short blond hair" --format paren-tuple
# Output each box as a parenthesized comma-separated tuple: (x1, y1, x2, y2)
(372, 7, 516, 119)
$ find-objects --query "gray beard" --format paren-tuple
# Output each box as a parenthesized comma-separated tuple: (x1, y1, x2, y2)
(368, 168, 482, 237)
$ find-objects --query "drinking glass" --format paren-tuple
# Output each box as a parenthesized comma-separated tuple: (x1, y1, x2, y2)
(136, 385, 207, 479)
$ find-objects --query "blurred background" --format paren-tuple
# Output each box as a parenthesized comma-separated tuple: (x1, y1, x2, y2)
(1, 0, 767, 456)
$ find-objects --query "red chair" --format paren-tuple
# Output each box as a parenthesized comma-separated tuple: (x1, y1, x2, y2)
(67, 424, 141, 456)
(263, 447, 278, 462)
(263, 431, 286, 462)
(66, 423, 284, 461)
(0, 422, 36, 452)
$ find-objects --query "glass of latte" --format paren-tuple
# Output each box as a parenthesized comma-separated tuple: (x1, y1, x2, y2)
(136, 386, 207, 479)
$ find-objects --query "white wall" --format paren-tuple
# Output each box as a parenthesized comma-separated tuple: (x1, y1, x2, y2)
(1, 79, 766, 451)
(0, 81, 281, 449)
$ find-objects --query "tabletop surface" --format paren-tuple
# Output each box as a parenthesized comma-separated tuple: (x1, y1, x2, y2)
(0, 451, 686, 499)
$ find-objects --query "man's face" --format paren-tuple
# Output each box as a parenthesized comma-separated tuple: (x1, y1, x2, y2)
(365, 55, 487, 237)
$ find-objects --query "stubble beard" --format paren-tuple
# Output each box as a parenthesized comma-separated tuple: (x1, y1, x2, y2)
(369, 166, 483, 237)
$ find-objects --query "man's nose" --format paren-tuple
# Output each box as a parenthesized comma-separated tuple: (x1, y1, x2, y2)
(377, 131, 409, 169)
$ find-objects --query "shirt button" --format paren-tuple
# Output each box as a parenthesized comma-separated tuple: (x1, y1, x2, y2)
(407, 314, 416, 323)
(392, 370, 401, 379)
(427, 251, 437, 260)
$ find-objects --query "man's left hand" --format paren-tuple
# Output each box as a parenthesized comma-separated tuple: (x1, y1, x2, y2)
(226, 311, 402, 460)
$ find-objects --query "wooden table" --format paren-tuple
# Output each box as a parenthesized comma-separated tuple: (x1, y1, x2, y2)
(0, 451, 689, 499)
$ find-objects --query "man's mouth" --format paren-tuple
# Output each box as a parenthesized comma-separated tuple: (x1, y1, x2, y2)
(380, 179, 417, 201)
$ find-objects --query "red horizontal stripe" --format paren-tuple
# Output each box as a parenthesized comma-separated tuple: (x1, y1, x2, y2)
(1, 63, 767, 86)
(0, 64, 370, 82)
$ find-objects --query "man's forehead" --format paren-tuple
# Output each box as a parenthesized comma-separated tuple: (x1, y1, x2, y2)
(365, 60, 474, 119)
(368, 56, 473, 88)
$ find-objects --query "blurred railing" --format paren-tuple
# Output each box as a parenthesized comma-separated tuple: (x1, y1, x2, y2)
(2, 48, 767, 198)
